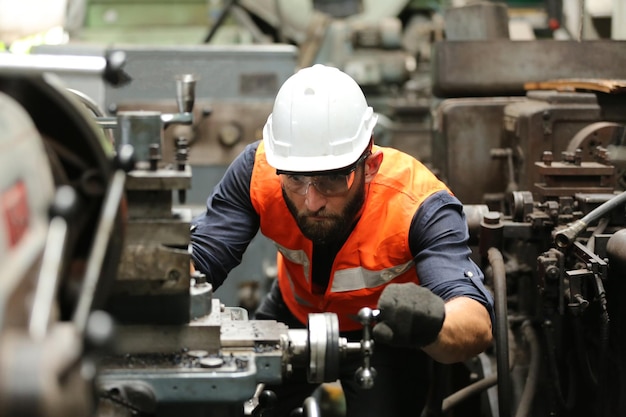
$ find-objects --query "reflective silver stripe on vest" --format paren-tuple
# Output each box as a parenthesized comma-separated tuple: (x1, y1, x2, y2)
(330, 260, 415, 293)
(284, 267, 314, 307)
(275, 242, 414, 295)
(276, 244, 311, 284)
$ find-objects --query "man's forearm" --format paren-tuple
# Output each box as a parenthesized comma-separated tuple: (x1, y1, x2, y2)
(422, 296, 493, 364)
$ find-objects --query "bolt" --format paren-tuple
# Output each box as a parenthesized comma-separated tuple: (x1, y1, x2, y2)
(542, 151, 553, 166)
(574, 148, 582, 166)
(167, 269, 181, 281)
(483, 211, 501, 225)
(149, 144, 161, 171)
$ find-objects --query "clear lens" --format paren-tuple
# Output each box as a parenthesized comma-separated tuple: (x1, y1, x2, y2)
(281, 172, 354, 196)
(278, 150, 369, 197)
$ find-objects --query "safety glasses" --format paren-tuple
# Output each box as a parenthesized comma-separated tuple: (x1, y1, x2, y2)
(278, 151, 371, 197)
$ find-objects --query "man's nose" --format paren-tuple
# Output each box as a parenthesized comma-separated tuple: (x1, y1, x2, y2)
(304, 182, 327, 211)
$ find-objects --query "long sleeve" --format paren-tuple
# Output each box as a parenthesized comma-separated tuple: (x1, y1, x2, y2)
(409, 190, 495, 327)
(190, 142, 261, 289)
(408, 190, 495, 362)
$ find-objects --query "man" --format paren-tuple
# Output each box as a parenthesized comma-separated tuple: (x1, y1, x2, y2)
(191, 64, 494, 416)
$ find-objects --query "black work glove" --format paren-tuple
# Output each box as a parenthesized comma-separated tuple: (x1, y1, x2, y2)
(373, 282, 446, 348)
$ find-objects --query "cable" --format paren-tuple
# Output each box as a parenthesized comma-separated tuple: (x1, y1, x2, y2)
(514, 321, 540, 417)
(488, 247, 512, 417)
(555, 190, 626, 248)
(442, 373, 498, 413)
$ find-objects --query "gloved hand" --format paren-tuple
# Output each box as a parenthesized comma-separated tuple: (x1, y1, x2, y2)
(373, 282, 446, 348)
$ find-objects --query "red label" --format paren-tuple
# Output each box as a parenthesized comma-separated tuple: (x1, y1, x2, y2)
(2, 180, 30, 248)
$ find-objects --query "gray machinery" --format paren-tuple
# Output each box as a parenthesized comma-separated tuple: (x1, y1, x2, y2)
(90, 60, 378, 416)
(31, 42, 299, 312)
(426, 5, 626, 417)
(8, 3, 626, 417)
(31, 0, 439, 308)
(0, 52, 378, 417)
(0, 53, 128, 417)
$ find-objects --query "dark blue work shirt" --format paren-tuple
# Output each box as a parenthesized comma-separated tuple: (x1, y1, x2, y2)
(191, 141, 495, 326)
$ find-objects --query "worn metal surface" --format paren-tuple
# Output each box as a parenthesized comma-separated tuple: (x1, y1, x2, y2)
(104, 45, 296, 103)
(98, 45, 297, 310)
(103, 45, 296, 170)
(534, 161, 616, 197)
(115, 99, 274, 167)
(110, 162, 194, 325)
(503, 90, 613, 193)
(98, 358, 260, 404)
(96, 301, 301, 413)
(433, 88, 626, 205)
(125, 167, 192, 191)
(110, 323, 221, 355)
(0, 71, 123, 417)
(27, 44, 295, 309)
(431, 40, 626, 97)
(443, 2, 510, 40)
(124, 217, 191, 246)
(103, 301, 244, 362)
(432, 96, 525, 204)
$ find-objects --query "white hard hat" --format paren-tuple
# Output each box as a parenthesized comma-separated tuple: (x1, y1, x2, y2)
(263, 64, 378, 173)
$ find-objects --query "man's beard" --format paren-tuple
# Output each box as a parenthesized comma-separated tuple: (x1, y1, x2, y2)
(283, 178, 366, 245)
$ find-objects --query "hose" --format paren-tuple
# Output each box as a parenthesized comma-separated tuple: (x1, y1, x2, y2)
(441, 329, 517, 414)
(514, 321, 540, 417)
(421, 361, 450, 417)
(488, 247, 512, 417)
(443, 320, 540, 417)
(442, 373, 498, 413)
(595, 274, 610, 417)
(585, 217, 609, 252)
(555, 189, 626, 248)
(543, 320, 576, 411)
(438, 248, 514, 416)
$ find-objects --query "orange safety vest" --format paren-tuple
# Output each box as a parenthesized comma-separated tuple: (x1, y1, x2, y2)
(250, 142, 452, 331)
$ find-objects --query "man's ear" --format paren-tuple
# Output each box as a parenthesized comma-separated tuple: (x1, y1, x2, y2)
(364, 150, 383, 183)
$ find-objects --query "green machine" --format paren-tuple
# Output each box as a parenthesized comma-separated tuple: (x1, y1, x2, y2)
(76, 0, 246, 45)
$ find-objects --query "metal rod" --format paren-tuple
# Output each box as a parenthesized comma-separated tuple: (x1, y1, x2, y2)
(72, 168, 126, 334)
(28, 216, 68, 341)
(204, 0, 238, 43)
(0, 54, 107, 76)
(578, 0, 585, 41)
(29, 185, 78, 340)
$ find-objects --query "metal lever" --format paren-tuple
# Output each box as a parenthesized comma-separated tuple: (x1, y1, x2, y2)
(161, 74, 196, 126)
(354, 307, 380, 389)
(96, 72, 196, 130)
(0, 51, 131, 87)
(176, 74, 196, 113)
(29, 186, 79, 341)
(72, 145, 133, 334)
